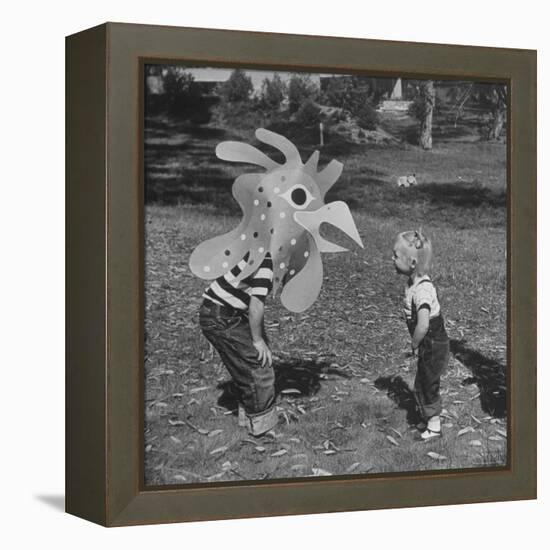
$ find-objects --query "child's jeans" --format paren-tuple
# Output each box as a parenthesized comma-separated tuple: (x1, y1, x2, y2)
(409, 315, 450, 420)
(199, 300, 277, 436)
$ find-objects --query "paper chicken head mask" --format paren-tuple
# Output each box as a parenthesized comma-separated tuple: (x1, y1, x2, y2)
(189, 128, 363, 312)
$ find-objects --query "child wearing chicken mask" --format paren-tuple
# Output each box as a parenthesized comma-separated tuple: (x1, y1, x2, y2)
(190, 129, 364, 437)
(392, 230, 450, 440)
(199, 252, 277, 437)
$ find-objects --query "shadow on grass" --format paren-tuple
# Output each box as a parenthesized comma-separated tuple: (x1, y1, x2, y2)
(417, 181, 506, 209)
(216, 357, 349, 413)
(451, 339, 507, 418)
(143, 116, 505, 229)
(374, 375, 422, 426)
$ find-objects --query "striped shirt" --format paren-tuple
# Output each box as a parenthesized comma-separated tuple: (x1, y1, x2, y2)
(203, 253, 274, 311)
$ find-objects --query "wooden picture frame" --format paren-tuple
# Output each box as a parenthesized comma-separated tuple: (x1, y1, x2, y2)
(66, 22, 536, 527)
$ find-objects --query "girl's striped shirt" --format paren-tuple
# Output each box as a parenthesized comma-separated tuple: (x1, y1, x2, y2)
(202, 253, 273, 311)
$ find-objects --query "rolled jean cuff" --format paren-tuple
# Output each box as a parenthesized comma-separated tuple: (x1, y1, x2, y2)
(246, 405, 278, 436)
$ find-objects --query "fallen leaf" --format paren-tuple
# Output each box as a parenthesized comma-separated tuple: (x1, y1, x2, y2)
(255, 446, 266, 453)
(386, 435, 399, 446)
(170, 436, 182, 444)
(496, 429, 507, 438)
(189, 386, 210, 394)
(323, 450, 337, 455)
(168, 419, 185, 426)
(427, 452, 448, 461)
(271, 449, 288, 457)
(489, 435, 504, 441)
(457, 426, 475, 437)
(210, 446, 228, 456)
(469, 440, 482, 447)
(346, 462, 361, 473)
(173, 474, 186, 482)
(208, 429, 223, 438)
(312, 468, 332, 476)
(207, 472, 225, 481)
(281, 388, 301, 395)
(389, 427, 403, 439)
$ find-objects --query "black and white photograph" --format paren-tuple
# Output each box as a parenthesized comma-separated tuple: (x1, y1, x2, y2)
(143, 64, 508, 486)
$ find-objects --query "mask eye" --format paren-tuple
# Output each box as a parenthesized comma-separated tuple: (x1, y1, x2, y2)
(280, 184, 315, 210)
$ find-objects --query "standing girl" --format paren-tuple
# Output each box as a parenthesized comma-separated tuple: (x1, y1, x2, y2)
(392, 230, 450, 440)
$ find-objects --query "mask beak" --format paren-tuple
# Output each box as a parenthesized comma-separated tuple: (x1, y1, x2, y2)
(294, 201, 364, 253)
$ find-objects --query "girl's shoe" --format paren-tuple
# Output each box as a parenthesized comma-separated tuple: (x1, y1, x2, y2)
(419, 427, 442, 441)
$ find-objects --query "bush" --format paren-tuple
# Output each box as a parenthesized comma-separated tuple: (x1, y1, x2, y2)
(354, 102, 378, 130)
(260, 73, 286, 111)
(213, 100, 265, 131)
(294, 99, 321, 127)
(218, 69, 253, 103)
(288, 74, 319, 113)
(162, 69, 213, 124)
(322, 76, 379, 129)
(323, 76, 356, 111)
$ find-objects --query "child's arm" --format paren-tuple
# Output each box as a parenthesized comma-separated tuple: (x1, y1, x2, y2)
(411, 307, 430, 353)
(249, 296, 272, 367)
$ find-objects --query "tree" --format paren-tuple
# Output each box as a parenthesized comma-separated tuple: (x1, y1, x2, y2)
(260, 73, 286, 111)
(409, 80, 435, 150)
(447, 82, 507, 141)
(162, 68, 212, 124)
(419, 80, 435, 150)
(482, 85, 507, 140)
(287, 74, 319, 113)
(322, 76, 379, 130)
(218, 69, 253, 103)
(295, 99, 321, 127)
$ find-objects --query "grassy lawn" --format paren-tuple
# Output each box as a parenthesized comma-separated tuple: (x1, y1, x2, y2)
(144, 116, 507, 486)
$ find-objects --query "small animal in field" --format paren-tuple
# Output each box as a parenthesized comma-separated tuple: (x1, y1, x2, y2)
(397, 174, 418, 187)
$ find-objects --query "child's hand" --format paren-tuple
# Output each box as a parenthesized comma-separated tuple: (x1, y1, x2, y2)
(253, 338, 272, 368)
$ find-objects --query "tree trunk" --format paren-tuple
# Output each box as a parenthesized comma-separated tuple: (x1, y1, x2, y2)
(419, 80, 435, 150)
(489, 107, 505, 140)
